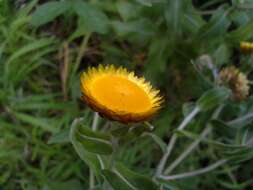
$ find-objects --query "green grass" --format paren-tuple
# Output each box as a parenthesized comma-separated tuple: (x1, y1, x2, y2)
(1, 0, 253, 189)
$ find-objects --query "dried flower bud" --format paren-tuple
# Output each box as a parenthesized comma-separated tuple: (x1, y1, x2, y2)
(219, 66, 249, 101)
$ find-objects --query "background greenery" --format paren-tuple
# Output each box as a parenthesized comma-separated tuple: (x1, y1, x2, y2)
(1, 0, 253, 189)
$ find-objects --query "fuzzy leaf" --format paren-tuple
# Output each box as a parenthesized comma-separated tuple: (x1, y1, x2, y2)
(75, 124, 113, 155)
(102, 163, 158, 190)
(70, 121, 107, 177)
(197, 87, 231, 111)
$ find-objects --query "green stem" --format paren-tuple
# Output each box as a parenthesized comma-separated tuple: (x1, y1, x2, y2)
(92, 112, 99, 131)
(109, 136, 118, 169)
(89, 172, 95, 190)
(144, 121, 155, 130)
(104, 131, 119, 190)
(89, 112, 100, 190)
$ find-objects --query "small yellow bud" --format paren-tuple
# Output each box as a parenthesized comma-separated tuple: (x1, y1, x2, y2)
(240, 41, 253, 54)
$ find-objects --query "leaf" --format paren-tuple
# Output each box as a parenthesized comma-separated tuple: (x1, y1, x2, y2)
(10, 16, 31, 37)
(164, 0, 183, 36)
(182, 12, 205, 34)
(197, 6, 231, 40)
(226, 147, 253, 164)
(142, 132, 167, 153)
(77, 124, 111, 141)
(48, 129, 70, 144)
(115, 163, 158, 190)
(116, 1, 141, 21)
(228, 19, 253, 42)
(144, 36, 170, 83)
(102, 163, 158, 190)
(13, 101, 74, 111)
(93, 188, 103, 190)
(197, 87, 231, 111)
(6, 38, 55, 64)
(18, 0, 39, 17)
(31, 1, 71, 27)
(68, 19, 88, 41)
(212, 43, 230, 66)
(176, 129, 244, 150)
(129, 124, 154, 137)
(228, 112, 253, 128)
(70, 121, 106, 176)
(110, 126, 129, 137)
(74, 1, 109, 34)
(135, 0, 152, 7)
(230, 9, 250, 26)
(211, 120, 237, 138)
(102, 170, 135, 190)
(14, 112, 58, 133)
(75, 124, 113, 155)
(191, 58, 215, 88)
(182, 102, 196, 117)
(112, 18, 155, 38)
(49, 179, 83, 190)
(75, 145, 105, 176)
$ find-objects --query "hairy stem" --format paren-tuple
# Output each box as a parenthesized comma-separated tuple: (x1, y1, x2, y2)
(159, 159, 227, 180)
(155, 107, 200, 176)
(164, 105, 224, 174)
(165, 127, 211, 174)
(227, 112, 253, 126)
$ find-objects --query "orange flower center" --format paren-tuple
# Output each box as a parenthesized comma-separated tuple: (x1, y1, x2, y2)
(91, 75, 151, 113)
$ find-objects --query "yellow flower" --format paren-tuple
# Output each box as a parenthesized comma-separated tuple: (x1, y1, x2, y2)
(80, 65, 163, 123)
(240, 41, 253, 53)
(219, 66, 249, 101)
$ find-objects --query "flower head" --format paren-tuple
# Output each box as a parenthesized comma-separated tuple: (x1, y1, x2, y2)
(80, 65, 163, 123)
(219, 66, 249, 101)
